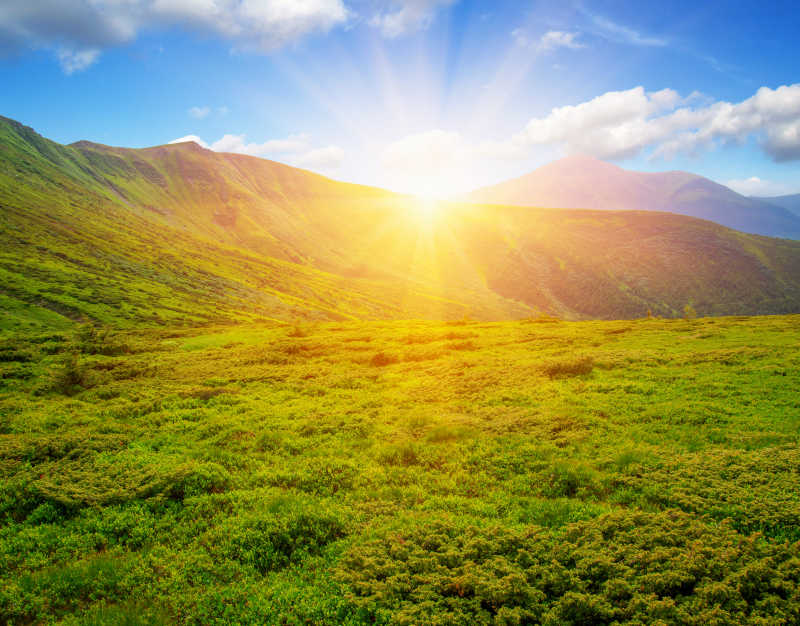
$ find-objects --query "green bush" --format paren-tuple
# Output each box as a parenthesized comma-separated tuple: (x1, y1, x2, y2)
(337, 511, 800, 625)
(76, 324, 131, 356)
(48, 351, 91, 395)
(541, 356, 594, 379)
(208, 497, 347, 574)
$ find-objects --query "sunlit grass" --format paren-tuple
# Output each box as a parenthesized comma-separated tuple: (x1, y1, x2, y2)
(1, 314, 799, 623)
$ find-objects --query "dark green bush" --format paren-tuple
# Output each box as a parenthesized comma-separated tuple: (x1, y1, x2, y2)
(76, 324, 131, 356)
(209, 497, 347, 574)
(48, 351, 91, 395)
(337, 510, 800, 625)
(541, 356, 594, 379)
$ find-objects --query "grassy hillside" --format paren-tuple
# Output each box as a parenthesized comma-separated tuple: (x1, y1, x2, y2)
(3, 114, 800, 327)
(467, 155, 800, 239)
(0, 116, 533, 328)
(1, 315, 799, 623)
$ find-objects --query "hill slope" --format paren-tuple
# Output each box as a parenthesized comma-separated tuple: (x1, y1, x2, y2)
(3, 115, 800, 327)
(468, 155, 800, 239)
(754, 193, 800, 217)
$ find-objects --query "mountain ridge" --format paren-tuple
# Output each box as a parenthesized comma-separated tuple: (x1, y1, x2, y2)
(753, 193, 800, 217)
(2, 115, 800, 330)
(467, 154, 800, 239)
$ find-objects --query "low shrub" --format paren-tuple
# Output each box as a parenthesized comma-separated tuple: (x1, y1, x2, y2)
(209, 497, 347, 574)
(541, 356, 594, 379)
(337, 510, 800, 625)
(48, 352, 92, 395)
(369, 351, 399, 367)
(377, 441, 421, 466)
(76, 324, 131, 356)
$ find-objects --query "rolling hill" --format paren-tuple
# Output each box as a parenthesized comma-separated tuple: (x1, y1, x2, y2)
(754, 193, 800, 217)
(467, 154, 800, 239)
(3, 115, 800, 328)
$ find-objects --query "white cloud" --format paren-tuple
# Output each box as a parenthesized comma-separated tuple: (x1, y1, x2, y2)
(725, 177, 800, 197)
(187, 105, 230, 120)
(168, 134, 209, 148)
(512, 29, 584, 53)
(188, 106, 211, 119)
(167, 131, 342, 170)
(57, 47, 100, 74)
(371, 0, 457, 38)
(0, 0, 349, 73)
(587, 13, 667, 47)
(294, 145, 345, 170)
(538, 31, 584, 52)
(202, 132, 311, 156)
(511, 84, 800, 163)
(375, 83, 800, 194)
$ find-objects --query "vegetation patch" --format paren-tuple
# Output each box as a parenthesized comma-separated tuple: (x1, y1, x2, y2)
(0, 316, 799, 623)
(337, 511, 800, 625)
(540, 356, 594, 379)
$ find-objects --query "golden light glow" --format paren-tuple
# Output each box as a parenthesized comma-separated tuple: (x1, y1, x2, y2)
(410, 195, 445, 220)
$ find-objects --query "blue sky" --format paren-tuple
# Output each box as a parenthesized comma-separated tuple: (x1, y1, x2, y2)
(1, 0, 799, 196)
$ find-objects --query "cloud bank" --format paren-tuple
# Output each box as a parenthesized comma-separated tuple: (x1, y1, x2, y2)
(0, 0, 349, 72)
(0, 0, 460, 72)
(518, 84, 800, 162)
(168, 131, 344, 171)
(380, 83, 800, 194)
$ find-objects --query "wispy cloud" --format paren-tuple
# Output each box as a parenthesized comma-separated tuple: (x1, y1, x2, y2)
(512, 29, 585, 53)
(584, 12, 667, 47)
(188, 106, 210, 120)
(370, 0, 458, 38)
(188, 105, 231, 120)
(168, 132, 343, 171)
(57, 48, 101, 74)
(725, 177, 800, 197)
(295, 146, 345, 170)
(538, 30, 585, 52)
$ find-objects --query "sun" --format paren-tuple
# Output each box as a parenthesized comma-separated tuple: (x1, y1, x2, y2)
(409, 194, 446, 221)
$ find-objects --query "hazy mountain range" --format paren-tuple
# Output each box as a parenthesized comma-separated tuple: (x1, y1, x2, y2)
(468, 154, 800, 240)
(2, 115, 800, 329)
(753, 194, 800, 217)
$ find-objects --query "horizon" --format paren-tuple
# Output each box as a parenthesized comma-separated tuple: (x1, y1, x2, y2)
(1, 1, 799, 197)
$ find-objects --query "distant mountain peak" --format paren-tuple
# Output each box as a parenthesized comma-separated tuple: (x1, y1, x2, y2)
(468, 155, 800, 239)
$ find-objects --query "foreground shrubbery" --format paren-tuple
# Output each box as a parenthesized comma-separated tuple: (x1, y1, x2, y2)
(0, 316, 799, 623)
(338, 511, 800, 624)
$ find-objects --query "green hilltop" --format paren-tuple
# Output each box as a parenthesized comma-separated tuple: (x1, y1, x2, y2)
(2, 114, 800, 331)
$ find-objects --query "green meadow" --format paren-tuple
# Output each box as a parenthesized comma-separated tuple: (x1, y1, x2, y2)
(1, 314, 799, 624)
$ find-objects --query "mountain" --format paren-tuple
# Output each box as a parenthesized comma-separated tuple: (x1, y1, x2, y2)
(467, 155, 800, 239)
(2, 115, 800, 329)
(754, 194, 800, 217)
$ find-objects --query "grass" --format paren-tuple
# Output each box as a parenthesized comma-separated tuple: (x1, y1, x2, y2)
(1, 314, 799, 623)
